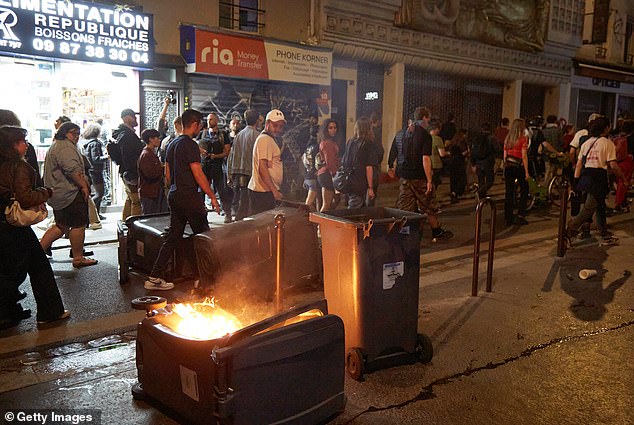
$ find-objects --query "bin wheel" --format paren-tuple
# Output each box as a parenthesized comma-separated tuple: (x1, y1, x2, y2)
(131, 296, 167, 311)
(346, 348, 365, 380)
(415, 334, 433, 364)
(131, 382, 146, 400)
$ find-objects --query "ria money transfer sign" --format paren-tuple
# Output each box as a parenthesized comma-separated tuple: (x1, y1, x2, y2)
(0, 0, 154, 68)
(180, 26, 331, 86)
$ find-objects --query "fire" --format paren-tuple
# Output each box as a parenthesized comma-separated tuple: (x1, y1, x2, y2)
(171, 298, 242, 340)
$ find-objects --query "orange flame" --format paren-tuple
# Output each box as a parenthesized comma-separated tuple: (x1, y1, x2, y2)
(171, 298, 242, 340)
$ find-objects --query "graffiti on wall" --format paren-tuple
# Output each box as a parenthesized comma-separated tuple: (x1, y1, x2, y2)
(190, 76, 329, 199)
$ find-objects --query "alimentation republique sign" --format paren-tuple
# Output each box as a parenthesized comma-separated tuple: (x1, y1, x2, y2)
(0, 0, 154, 68)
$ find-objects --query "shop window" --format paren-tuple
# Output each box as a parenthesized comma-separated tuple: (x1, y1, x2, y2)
(219, 0, 264, 33)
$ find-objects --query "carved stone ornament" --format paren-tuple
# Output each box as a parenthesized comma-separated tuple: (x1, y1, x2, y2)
(394, 0, 549, 52)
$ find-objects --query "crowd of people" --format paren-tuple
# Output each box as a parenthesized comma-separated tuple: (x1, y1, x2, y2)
(1, 99, 632, 326)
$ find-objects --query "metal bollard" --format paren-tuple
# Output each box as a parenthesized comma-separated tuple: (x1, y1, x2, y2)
(274, 214, 286, 313)
(556, 179, 570, 257)
(472, 198, 496, 296)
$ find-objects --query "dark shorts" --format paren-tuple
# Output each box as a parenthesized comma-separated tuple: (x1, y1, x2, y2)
(317, 172, 334, 191)
(303, 178, 319, 192)
(54, 192, 88, 228)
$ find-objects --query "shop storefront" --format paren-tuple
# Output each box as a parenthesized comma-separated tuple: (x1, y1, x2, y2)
(180, 26, 332, 198)
(0, 0, 154, 205)
(571, 61, 634, 127)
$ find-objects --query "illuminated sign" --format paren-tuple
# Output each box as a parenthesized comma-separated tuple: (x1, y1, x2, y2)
(181, 26, 331, 86)
(0, 0, 154, 68)
(365, 91, 379, 101)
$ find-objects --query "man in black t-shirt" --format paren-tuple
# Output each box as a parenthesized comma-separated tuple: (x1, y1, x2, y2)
(144, 109, 221, 291)
(395, 106, 452, 242)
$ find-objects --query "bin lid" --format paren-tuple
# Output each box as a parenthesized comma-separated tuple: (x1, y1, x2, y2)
(309, 207, 423, 228)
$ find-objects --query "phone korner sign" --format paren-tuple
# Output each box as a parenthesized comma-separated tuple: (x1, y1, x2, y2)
(0, 0, 154, 68)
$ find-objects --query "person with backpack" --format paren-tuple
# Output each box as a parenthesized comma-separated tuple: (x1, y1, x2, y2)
(566, 116, 624, 246)
(317, 119, 340, 211)
(111, 108, 144, 220)
(527, 116, 545, 179)
(302, 136, 321, 211)
(390, 106, 453, 242)
(470, 122, 497, 199)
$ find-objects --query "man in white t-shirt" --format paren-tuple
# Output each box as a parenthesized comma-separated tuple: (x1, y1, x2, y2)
(566, 116, 624, 245)
(569, 113, 602, 166)
(248, 109, 286, 215)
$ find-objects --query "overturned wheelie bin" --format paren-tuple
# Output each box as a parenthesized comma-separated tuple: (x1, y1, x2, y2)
(310, 207, 433, 380)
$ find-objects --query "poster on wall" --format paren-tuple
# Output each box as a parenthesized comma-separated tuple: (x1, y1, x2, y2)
(0, 0, 154, 68)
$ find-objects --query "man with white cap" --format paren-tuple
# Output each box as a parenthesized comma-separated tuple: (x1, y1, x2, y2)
(248, 109, 286, 215)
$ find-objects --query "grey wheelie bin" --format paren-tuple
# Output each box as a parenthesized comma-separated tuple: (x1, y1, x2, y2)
(310, 207, 433, 380)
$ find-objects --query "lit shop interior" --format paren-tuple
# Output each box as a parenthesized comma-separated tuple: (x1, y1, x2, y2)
(0, 56, 140, 205)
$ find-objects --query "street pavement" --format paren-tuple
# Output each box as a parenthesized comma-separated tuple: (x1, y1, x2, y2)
(0, 178, 632, 424)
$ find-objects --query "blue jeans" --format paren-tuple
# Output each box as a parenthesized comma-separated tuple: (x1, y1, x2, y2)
(347, 193, 365, 208)
(140, 190, 167, 215)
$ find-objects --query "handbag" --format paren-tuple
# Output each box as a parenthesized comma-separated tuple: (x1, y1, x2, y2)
(5, 197, 48, 226)
(332, 166, 353, 194)
(332, 139, 366, 194)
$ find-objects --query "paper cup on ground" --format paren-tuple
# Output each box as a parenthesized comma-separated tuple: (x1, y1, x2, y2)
(578, 269, 597, 280)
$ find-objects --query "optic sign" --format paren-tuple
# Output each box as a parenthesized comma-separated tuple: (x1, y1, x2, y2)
(0, 0, 154, 68)
(180, 25, 331, 86)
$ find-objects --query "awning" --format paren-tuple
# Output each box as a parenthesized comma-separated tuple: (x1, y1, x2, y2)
(574, 59, 634, 84)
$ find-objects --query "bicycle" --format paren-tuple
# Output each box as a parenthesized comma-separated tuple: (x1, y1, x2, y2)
(545, 153, 570, 208)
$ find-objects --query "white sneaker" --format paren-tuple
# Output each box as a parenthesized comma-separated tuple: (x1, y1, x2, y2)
(89, 222, 102, 230)
(144, 276, 174, 291)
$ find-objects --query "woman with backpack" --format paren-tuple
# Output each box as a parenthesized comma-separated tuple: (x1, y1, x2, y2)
(341, 118, 374, 209)
(317, 119, 340, 211)
(503, 118, 530, 226)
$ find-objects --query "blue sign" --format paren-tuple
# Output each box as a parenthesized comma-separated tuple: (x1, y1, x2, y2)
(0, 0, 153, 68)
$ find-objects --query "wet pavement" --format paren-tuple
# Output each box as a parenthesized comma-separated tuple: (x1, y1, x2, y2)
(1, 179, 633, 424)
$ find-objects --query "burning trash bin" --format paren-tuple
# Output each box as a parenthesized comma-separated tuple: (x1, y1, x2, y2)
(131, 297, 345, 425)
(310, 207, 433, 379)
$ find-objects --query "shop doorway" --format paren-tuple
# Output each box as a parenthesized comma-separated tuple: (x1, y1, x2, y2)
(331, 79, 348, 141)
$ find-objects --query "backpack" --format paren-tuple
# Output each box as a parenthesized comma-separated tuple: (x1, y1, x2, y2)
(314, 149, 326, 171)
(107, 140, 123, 166)
(471, 134, 492, 161)
(401, 126, 417, 168)
(301, 143, 319, 172)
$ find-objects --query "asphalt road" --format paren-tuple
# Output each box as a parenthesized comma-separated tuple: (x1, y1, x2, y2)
(0, 180, 632, 425)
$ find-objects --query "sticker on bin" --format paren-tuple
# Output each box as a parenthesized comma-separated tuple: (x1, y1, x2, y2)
(383, 261, 405, 290)
(400, 226, 410, 235)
